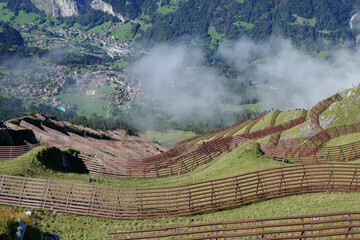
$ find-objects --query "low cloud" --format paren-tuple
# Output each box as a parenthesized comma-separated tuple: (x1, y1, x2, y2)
(129, 44, 229, 122)
(219, 38, 360, 109)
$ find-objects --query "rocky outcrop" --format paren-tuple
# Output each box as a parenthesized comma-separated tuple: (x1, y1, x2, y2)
(31, 0, 79, 17)
(90, 0, 125, 21)
(30, 0, 125, 20)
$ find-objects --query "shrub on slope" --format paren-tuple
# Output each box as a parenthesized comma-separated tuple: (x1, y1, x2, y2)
(0, 146, 88, 177)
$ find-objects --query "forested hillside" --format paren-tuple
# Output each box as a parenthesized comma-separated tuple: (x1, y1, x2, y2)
(0, 21, 23, 46)
(2, 0, 359, 51)
(138, 0, 359, 50)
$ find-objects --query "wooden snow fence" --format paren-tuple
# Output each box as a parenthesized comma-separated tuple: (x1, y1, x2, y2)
(1, 163, 360, 219)
(0, 144, 40, 161)
(109, 212, 360, 239)
(309, 93, 342, 132)
(79, 136, 239, 179)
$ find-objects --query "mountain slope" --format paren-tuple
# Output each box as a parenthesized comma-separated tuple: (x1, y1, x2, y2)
(2, 0, 359, 51)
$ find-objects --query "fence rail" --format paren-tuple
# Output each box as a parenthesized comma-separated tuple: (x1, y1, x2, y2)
(108, 212, 360, 239)
(309, 93, 342, 132)
(239, 110, 307, 140)
(79, 136, 243, 179)
(0, 144, 40, 161)
(261, 120, 360, 163)
(1, 163, 360, 219)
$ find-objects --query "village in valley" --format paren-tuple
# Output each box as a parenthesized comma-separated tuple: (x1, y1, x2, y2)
(0, 21, 141, 117)
(0, 66, 140, 117)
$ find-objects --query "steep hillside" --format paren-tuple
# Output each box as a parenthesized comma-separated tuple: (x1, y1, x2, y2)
(4, 114, 167, 160)
(2, 0, 360, 51)
(2, 86, 360, 239)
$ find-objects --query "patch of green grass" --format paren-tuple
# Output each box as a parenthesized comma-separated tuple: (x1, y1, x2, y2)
(233, 122, 250, 135)
(87, 21, 112, 33)
(208, 26, 225, 48)
(250, 112, 273, 132)
(279, 119, 312, 141)
(100, 86, 117, 94)
(233, 21, 254, 29)
(323, 132, 360, 147)
(275, 109, 302, 126)
(111, 23, 133, 42)
(321, 86, 360, 127)
(257, 135, 270, 144)
(72, 23, 82, 29)
(0, 3, 15, 22)
(113, 58, 127, 70)
(140, 129, 197, 147)
(13, 10, 40, 25)
(291, 14, 316, 27)
(317, 29, 337, 35)
(56, 92, 109, 118)
(158, 5, 176, 14)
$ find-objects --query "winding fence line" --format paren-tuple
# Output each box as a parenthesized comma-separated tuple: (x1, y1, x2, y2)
(269, 109, 281, 127)
(0, 144, 40, 161)
(79, 136, 247, 178)
(1, 163, 360, 219)
(108, 212, 360, 239)
(261, 121, 360, 163)
(279, 121, 360, 150)
(239, 109, 307, 140)
(175, 115, 256, 147)
(76, 109, 307, 179)
(261, 140, 360, 163)
(243, 112, 269, 134)
(309, 93, 342, 132)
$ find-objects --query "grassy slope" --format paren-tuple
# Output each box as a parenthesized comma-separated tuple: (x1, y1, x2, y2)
(323, 132, 360, 147)
(274, 109, 302, 126)
(0, 146, 84, 177)
(56, 93, 109, 118)
(13, 10, 40, 25)
(88, 22, 112, 34)
(321, 87, 360, 127)
(0, 3, 15, 22)
(250, 112, 273, 132)
(4, 86, 360, 238)
(140, 129, 197, 148)
(111, 23, 133, 42)
(1, 142, 360, 239)
(0, 142, 281, 189)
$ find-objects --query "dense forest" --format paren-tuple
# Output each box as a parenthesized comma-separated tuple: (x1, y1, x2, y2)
(138, 0, 359, 51)
(92, 0, 360, 50)
(1, 0, 359, 52)
(0, 21, 24, 46)
(0, 0, 44, 15)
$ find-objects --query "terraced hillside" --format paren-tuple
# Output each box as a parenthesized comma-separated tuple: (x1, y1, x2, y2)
(2, 85, 360, 239)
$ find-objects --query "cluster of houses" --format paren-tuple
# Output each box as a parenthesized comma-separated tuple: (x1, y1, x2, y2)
(1, 22, 142, 114)
(0, 66, 73, 104)
(20, 22, 133, 57)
